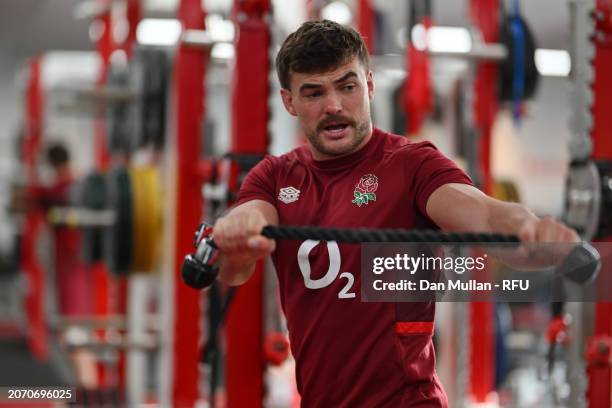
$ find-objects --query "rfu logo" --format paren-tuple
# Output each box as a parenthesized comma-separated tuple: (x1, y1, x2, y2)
(278, 186, 300, 204)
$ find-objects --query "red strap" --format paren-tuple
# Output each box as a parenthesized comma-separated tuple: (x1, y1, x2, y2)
(395, 321, 434, 334)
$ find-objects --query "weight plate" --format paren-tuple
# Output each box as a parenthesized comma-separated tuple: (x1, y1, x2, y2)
(492, 180, 520, 203)
(498, 14, 540, 102)
(129, 166, 162, 273)
(79, 172, 107, 264)
(564, 161, 601, 241)
(104, 167, 133, 275)
(106, 60, 133, 155)
(128, 47, 170, 151)
(594, 161, 612, 239)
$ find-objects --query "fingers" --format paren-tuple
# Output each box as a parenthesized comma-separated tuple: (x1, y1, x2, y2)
(213, 210, 275, 257)
(519, 216, 580, 244)
(534, 216, 580, 243)
(518, 220, 536, 243)
(247, 235, 276, 253)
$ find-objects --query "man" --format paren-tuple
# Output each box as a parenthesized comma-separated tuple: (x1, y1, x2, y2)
(213, 20, 577, 407)
(33, 143, 91, 317)
(28, 143, 96, 386)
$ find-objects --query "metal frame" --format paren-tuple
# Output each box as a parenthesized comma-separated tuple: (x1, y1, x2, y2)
(468, 0, 500, 403)
(171, 0, 208, 406)
(357, 0, 375, 53)
(22, 56, 49, 361)
(224, 1, 273, 406)
(588, 0, 612, 406)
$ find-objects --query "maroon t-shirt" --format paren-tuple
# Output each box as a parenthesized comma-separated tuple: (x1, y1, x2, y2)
(33, 176, 89, 315)
(235, 128, 473, 407)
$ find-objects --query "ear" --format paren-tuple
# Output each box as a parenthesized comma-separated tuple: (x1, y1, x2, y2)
(280, 88, 298, 116)
(366, 70, 375, 101)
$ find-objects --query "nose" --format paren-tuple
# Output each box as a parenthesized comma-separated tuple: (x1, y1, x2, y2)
(323, 91, 343, 115)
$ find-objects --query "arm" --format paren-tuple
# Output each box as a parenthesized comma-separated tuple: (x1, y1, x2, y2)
(426, 183, 578, 243)
(214, 199, 279, 286)
(426, 183, 579, 269)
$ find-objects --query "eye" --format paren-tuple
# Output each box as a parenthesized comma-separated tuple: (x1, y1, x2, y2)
(305, 91, 322, 99)
(342, 84, 356, 92)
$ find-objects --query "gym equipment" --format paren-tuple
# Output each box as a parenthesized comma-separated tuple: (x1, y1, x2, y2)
(79, 172, 108, 264)
(497, 4, 540, 107)
(106, 61, 132, 155)
(582, 0, 612, 406)
(396, 0, 538, 137)
(404, 0, 433, 135)
(127, 47, 171, 151)
(61, 47, 170, 154)
(182, 224, 601, 290)
(565, 160, 612, 242)
(178, 2, 277, 406)
(565, 161, 602, 241)
(21, 56, 49, 361)
(129, 166, 162, 273)
(45, 166, 161, 275)
(170, 0, 207, 405)
(104, 167, 133, 275)
(264, 332, 290, 366)
(492, 179, 521, 203)
(356, 0, 376, 53)
(563, 1, 612, 406)
(469, 0, 501, 397)
(201, 283, 236, 401)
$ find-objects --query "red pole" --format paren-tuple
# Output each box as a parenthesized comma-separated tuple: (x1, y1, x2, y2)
(121, 0, 141, 59)
(94, 1, 113, 171)
(172, 0, 207, 406)
(469, 0, 499, 402)
(357, 0, 375, 53)
(21, 56, 49, 361)
(404, 0, 433, 136)
(225, 1, 271, 407)
(23, 58, 43, 173)
(587, 1, 612, 406)
(91, 0, 137, 389)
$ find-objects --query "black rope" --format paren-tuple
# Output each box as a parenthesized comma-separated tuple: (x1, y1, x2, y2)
(261, 225, 520, 244)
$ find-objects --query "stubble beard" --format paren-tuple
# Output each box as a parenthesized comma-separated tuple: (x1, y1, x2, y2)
(306, 118, 372, 159)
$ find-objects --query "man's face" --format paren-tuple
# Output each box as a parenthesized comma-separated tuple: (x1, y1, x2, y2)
(280, 57, 375, 161)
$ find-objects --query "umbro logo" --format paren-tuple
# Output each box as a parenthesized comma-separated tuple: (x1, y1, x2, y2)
(278, 186, 300, 204)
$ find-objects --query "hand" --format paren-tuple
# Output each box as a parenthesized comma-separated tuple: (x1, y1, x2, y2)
(213, 210, 276, 266)
(514, 216, 581, 270)
(518, 216, 580, 244)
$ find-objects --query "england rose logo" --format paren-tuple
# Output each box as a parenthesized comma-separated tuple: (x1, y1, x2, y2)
(352, 174, 378, 207)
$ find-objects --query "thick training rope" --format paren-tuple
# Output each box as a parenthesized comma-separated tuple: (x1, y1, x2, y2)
(182, 224, 601, 290)
(261, 225, 520, 244)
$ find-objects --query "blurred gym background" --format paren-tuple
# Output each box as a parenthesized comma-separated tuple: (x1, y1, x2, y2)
(0, 0, 610, 407)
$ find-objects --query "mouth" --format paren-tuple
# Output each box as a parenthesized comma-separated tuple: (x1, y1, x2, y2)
(320, 121, 351, 138)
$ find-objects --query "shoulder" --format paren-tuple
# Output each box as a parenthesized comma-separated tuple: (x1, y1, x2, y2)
(374, 128, 441, 161)
(257, 145, 310, 171)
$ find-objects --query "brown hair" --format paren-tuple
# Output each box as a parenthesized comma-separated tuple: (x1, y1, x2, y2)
(46, 143, 69, 168)
(275, 19, 370, 90)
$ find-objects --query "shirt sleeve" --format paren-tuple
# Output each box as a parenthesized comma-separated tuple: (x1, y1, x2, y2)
(412, 142, 474, 220)
(234, 155, 278, 208)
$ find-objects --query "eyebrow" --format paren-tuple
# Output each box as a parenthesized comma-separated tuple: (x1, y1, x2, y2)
(299, 71, 359, 93)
